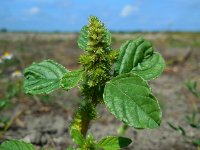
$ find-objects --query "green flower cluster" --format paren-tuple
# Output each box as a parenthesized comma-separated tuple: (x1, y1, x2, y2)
(79, 16, 118, 99)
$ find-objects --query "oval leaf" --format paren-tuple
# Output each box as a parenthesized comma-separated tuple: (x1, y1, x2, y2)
(61, 69, 83, 90)
(103, 73, 161, 129)
(114, 38, 165, 80)
(24, 59, 68, 94)
(0, 140, 35, 150)
(97, 136, 132, 150)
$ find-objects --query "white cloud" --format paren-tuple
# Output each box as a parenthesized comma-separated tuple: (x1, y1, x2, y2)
(120, 5, 139, 17)
(27, 7, 40, 16)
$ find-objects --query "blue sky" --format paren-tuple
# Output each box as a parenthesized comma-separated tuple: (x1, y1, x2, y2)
(0, 0, 200, 32)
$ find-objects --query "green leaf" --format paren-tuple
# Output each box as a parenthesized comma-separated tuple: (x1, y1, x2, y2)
(131, 52, 165, 80)
(0, 140, 35, 150)
(97, 136, 132, 150)
(66, 146, 75, 150)
(77, 26, 89, 51)
(104, 29, 112, 46)
(168, 123, 186, 136)
(0, 99, 9, 110)
(185, 80, 200, 99)
(103, 73, 161, 129)
(193, 139, 200, 145)
(114, 38, 165, 80)
(61, 69, 83, 90)
(81, 133, 96, 150)
(24, 59, 68, 95)
(70, 129, 85, 146)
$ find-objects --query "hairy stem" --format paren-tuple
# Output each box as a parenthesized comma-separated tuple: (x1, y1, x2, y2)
(81, 88, 98, 137)
(81, 119, 90, 137)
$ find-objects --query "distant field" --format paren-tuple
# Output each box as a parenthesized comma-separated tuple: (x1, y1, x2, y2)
(0, 32, 199, 69)
(0, 32, 200, 46)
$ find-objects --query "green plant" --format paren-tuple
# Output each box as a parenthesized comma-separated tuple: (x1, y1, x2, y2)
(0, 16, 165, 150)
(169, 80, 200, 149)
(185, 81, 200, 99)
(0, 79, 23, 138)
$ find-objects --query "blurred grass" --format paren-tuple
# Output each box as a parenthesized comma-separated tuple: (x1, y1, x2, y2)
(111, 32, 200, 48)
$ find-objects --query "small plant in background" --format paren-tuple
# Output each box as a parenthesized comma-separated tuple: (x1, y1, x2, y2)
(0, 51, 23, 111)
(0, 51, 14, 72)
(1, 52, 13, 60)
(0, 16, 165, 149)
(169, 80, 200, 149)
(185, 81, 200, 99)
(0, 51, 22, 78)
(0, 74, 23, 136)
(0, 51, 24, 138)
(0, 51, 13, 69)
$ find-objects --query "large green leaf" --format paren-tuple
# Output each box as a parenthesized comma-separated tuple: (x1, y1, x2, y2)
(70, 129, 85, 146)
(103, 73, 161, 129)
(24, 59, 68, 94)
(97, 136, 132, 150)
(0, 140, 35, 150)
(114, 38, 165, 80)
(61, 69, 83, 90)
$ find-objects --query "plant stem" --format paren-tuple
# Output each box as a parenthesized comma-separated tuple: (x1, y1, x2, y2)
(80, 87, 98, 137)
(81, 119, 90, 137)
(118, 124, 129, 135)
(0, 110, 24, 139)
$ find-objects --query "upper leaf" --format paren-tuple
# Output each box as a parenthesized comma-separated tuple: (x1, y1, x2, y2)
(0, 140, 35, 150)
(77, 26, 89, 51)
(24, 59, 68, 95)
(61, 69, 83, 90)
(114, 38, 165, 80)
(97, 136, 132, 150)
(103, 73, 161, 129)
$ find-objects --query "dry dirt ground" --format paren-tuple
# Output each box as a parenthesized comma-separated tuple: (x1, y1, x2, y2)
(0, 32, 200, 150)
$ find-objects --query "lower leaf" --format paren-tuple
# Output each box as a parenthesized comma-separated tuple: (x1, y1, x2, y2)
(0, 140, 35, 150)
(97, 136, 132, 150)
(103, 73, 161, 129)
